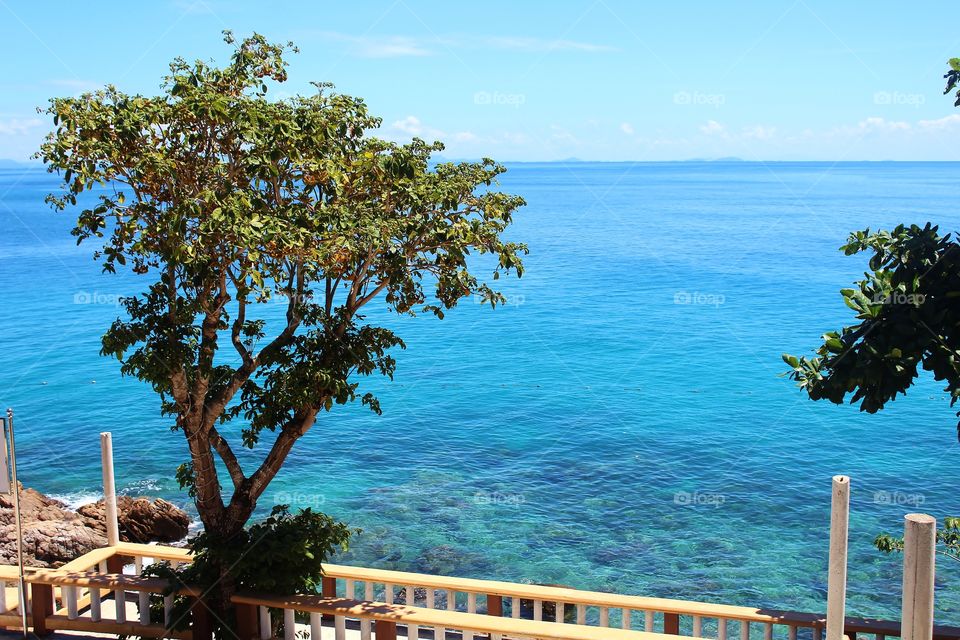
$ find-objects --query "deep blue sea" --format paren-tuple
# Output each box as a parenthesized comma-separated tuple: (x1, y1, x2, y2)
(1, 162, 959, 624)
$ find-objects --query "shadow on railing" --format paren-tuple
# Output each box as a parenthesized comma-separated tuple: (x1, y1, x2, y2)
(0, 542, 958, 640)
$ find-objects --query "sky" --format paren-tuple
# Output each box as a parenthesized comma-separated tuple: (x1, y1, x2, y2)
(1, 0, 960, 162)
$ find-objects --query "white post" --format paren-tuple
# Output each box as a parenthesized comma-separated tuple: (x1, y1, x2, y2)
(826, 475, 850, 640)
(100, 432, 120, 546)
(901, 513, 936, 640)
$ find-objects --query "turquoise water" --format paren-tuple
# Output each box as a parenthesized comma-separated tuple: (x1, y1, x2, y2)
(1, 162, 959, 623)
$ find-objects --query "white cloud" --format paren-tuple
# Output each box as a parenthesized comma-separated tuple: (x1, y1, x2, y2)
(917, 114, 960, 130)
(0, 118, 43, 136)
(389, 116, 478, 145)
(313, 31, 612, 58)
(700, 120, 726, 136)
(478, 36, 614, 53)
(316, 32, 430, 58)
(856, 117, 911, 132)
(392, 115, 427, 136)
(620, 122, 635, 135)
(743, 125, 776, 140)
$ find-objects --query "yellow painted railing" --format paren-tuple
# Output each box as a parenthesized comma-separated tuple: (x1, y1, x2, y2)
(0, 542, 958, 640)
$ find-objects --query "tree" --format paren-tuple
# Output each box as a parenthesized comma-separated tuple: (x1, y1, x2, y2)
(783, 58, 960, 434)
(782, 223, 960, 433)
(37, 31, 526, 615)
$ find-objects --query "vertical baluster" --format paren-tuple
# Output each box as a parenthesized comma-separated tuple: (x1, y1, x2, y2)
(877, 635, 886, 640)
(557, 602, 566, 625)
(427, 590, 439, 640)
(259, 605, 270, 640)
(65, 586, 78, 620)
(814, 627, 823, 640)
(165, 595, 175, 629)
(719, 619, 728, 640)
(115, 587, 126, 623)
(335, 614, 346, 640)
(764, 623, 773, 640)
(406, 586, 419, 640)
(693, 615, 702, 637)
(384, 583, 393, 605)
(465, 593, 476, 640)
(310, 612, 322, 639)
(623, 609, 632, 631)
(139, 590, 149, 625)
(741, 620, 750, 640)
(0, 581, 7, 614)
(511, 597, 520, 619)
(645, 611, 654, 632)
(90, 588, 102, 622)
(577, 604, 587, 625)
(437, 589, 454, 640)
(345, 579, 355, 600)
(788, 626, 797, 640)
(533, 599, 543, 621)
(600, 607, 609, 627)
(361, 582, 373, 640)
(283, 608, 296, 640)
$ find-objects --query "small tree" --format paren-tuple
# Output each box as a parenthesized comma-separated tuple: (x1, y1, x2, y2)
(782, 222, 960, 432)
(783, 58, 960, 432)
(38, 31, 526, 619)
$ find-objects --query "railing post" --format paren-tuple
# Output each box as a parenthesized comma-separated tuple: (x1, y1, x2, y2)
(377, 620, 398, 640)
(901, 514, 936, 640)
(31, 583, 54, 636)
(100, 432, 121, 546)
(191, 595, 213, 640)
(107, 554, 127, 574)
(488, 594, 503, 617)
(826, 475, 850, 640)
(664, 612, 680, 635)
(322, 575, 336, 625)
(236, 601, 260, 640)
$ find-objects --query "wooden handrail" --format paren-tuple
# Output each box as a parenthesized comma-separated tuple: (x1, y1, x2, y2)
(26, 570, 198, 596)
(233, 594, 679, 640)
(107, 543, 960, 640)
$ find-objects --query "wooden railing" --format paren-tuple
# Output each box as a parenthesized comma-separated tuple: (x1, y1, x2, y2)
(0, 542, 958, 640)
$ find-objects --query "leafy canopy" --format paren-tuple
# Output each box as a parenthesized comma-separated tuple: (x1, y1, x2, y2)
(36, 31, 527, 531)
(784, 224, 960, 434)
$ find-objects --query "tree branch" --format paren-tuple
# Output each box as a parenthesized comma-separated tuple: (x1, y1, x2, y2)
(210, 426, 246, 490)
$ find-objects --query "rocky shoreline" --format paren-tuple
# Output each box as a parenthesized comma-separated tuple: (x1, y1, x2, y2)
(0, 484, 190, 567)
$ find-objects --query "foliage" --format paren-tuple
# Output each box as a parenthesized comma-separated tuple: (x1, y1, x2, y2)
(945, 58, 960, 107)
(146, 505, 355, 634)
(35, 29, 527, 546)
(783, 223, 960, 433)
(875, 517, 960, 563)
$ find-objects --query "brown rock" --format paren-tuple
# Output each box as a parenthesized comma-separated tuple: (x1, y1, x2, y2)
(0, 484, 190, 567)
(78, 496, 190, 543)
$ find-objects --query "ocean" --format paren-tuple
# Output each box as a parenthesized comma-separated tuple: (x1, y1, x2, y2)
(1, 161, 958, 623)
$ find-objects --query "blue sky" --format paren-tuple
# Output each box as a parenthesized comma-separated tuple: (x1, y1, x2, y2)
(2, 0, 959, 161)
